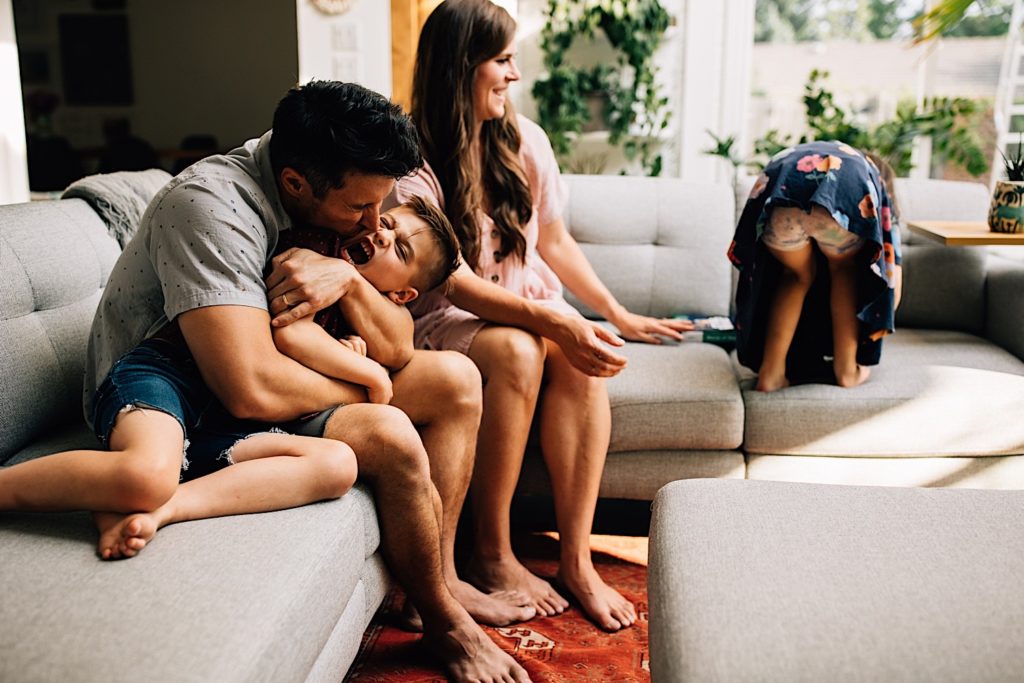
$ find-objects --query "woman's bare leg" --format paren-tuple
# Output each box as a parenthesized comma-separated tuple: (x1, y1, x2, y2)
(540, 340, 636, 632)
(758, 241, 817, 392)
(462, 326, 568, 617)
(825, 247, 871, 387)
(97, 432, 358, 559)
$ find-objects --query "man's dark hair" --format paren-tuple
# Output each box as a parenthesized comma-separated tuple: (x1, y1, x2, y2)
(270, 80, 422, 198)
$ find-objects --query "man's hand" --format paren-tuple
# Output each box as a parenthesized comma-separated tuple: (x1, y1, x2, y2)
(609, 310, 694, 345)
(266, 247, 359, 327)
(551, 316, 628, 377)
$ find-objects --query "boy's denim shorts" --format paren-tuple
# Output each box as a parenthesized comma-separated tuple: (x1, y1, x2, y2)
(91, 337, 286, 481)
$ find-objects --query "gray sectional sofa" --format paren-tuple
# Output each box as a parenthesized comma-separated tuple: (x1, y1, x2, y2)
(2, 171, 1023, 681)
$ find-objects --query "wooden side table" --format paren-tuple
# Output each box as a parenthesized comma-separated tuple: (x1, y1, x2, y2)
(907, 220, 1024, 246)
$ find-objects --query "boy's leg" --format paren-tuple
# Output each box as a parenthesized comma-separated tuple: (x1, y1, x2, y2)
(99, 432, 357, 559)
(320, 401, 530, 683)
(825, 247, 870, 387)
(0, 408, 183, 513)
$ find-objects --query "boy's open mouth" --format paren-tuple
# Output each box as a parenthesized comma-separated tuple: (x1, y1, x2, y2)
(342, 236, 375, 266)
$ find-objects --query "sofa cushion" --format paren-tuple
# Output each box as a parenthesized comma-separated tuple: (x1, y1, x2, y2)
(649, 479, 1024, 682)
(609, 339, 744, 452)
(740, 329, 1024, 456)
(0, 199, 120, 462)
(0, 484, 383, 683)
(562, 175, 734, 319)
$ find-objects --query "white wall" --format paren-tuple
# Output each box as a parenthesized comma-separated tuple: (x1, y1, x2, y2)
(296, 0, 391, 97)
(1, 0, 29, 204)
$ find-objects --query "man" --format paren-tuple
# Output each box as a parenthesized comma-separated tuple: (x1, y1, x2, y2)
(81, 80, 530, 683)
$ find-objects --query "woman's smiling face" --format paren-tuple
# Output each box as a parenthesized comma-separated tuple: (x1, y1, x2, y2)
(472, 41, 520, 123)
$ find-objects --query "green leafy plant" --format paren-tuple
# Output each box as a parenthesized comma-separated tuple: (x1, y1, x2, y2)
(706, 69, 990, 179)
(531, 0, 672, 176)
(1000, 134, 1024, 181)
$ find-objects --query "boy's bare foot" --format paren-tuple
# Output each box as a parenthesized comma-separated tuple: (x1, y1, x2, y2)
(467, 555, 569, 617)
(402, 582, 535, 631)
(836, 364, 870, 388)
(756, 373, 790, 392)
(423, 615, 531, 683)
(94, 511, 158, 560)
(557, 563, 637, 632)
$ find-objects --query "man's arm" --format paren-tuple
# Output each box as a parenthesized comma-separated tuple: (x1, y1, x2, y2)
(445, 263, 627, 377)
(265, 247, 414, 368)
(178, 305, 367, 422)
(273, 316, 393, 404)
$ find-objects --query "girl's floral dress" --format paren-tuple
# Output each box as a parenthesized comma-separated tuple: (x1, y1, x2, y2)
(727, 140, 902, 383)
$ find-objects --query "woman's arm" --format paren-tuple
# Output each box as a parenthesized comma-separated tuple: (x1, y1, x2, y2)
(536, 218, 693, 344)
(265, 247, 414, 369)
(273, 316, 393, 404)
(446, 263, 627, 377)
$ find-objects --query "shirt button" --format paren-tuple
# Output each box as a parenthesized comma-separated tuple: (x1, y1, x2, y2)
(490, 274, 499, 282)
(490, 230, 499, 239)
(493, 251, 503, 263)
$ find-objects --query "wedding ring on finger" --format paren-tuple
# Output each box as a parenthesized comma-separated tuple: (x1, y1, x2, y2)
(282, 293, 291, 307)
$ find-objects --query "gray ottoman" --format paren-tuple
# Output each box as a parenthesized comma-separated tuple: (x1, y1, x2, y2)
(648, 479, 1024, 682)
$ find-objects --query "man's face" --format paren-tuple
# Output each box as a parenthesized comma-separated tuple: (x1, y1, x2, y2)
(302, 171, 395, 236)
(339, 204, 439, 304)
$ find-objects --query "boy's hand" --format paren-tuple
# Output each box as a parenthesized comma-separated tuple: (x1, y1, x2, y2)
(266, 248, 359, 327)
(367, 366, 393, 405)
(337, 335, 368, 357)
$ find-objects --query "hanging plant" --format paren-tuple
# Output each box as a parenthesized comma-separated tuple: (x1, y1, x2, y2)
(531, 0, 672, 176)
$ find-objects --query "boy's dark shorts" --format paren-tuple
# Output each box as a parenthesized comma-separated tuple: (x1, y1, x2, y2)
(91, 337, 338, 482)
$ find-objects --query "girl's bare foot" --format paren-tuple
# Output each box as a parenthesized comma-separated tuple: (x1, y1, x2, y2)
(466, 555, 569, 617)
(423, 615, 531, 683)
(94, 511, 158, 560)
(756, 373, 790, 392)
(836, 364, 870, 388)
(557, 562, 637, 632)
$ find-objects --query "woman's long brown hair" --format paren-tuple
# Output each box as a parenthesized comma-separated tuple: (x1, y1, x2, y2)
(411, 0, 532, 271)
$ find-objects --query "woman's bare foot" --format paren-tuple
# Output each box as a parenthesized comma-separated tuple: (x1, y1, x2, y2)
(467, 555, 569, 617)
(94, 511, 158, 560)
(423, 615, 531, 683)
(557, 562, 637, 632)
(836, 364, 871, 388)
(756, 373, 790, 392)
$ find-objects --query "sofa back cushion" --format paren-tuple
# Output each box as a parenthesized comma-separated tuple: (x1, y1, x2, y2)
(893, 178, 990, 334)
(561, 175, 735, 319)
(0, 199, 120, 462)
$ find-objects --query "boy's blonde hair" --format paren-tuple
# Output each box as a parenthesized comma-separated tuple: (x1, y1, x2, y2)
(404, 194, 462, 294)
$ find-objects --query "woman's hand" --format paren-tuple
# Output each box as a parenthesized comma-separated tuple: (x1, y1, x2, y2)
(609, 310, 694, 344)
(552, 316, 628, 378)
(265, 248, 359, 327)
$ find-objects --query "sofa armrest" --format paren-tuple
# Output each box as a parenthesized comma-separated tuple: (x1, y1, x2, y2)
(986, 254, 1024, 362)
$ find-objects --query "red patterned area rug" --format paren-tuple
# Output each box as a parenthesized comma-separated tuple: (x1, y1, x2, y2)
(344, 534, 650, 682)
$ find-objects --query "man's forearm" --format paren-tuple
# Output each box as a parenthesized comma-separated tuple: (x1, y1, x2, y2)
(335, 275, 414, 369)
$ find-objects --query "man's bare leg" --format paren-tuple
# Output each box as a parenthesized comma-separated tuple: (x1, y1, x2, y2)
(758, 241, 817, 392)
(391, 349, 536, 626)
(539, 341, 637, 632)
(826, 248, 871, 387)
(462, 327, 568, 617)
(322, 402, 530, 682)
(96, 433, 357, 559)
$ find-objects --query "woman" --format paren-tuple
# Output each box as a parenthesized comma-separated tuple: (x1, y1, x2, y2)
(729, 141, 903, 391)
(388, 0, 690, 632)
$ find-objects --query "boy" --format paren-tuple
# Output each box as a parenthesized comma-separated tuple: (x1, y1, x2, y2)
(2, 197, 461, 561)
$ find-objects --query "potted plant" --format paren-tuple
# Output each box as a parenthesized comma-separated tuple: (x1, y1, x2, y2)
(989, 136, 1024, 234)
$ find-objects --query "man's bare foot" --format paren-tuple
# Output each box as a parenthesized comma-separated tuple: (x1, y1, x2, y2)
(94, 511, 158, 560)
(423, 615, 531, 683)
(756, 373, 790, 392)
(467, 555, 569, 617)
(449, 579, 536, 626)
(836, 364, 870, 388)
(557, 563, 637, 632)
